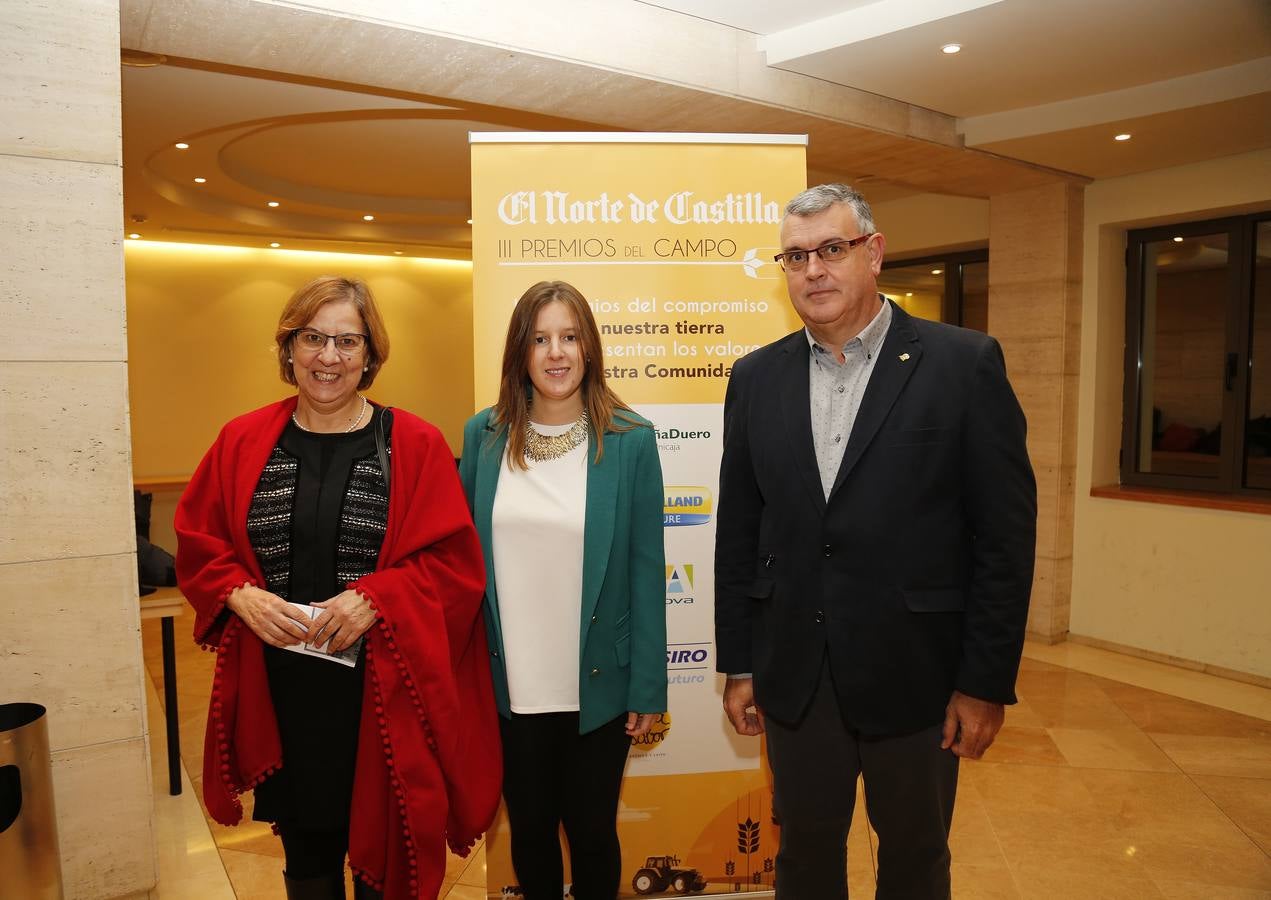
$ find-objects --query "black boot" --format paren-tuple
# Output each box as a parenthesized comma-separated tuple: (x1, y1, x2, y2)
(283, 870, 346, 900)
(352, 878, 383, 900)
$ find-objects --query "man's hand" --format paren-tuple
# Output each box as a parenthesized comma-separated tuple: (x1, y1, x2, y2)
(723, 677, 765, 736)
(941, 690, 1005, 759)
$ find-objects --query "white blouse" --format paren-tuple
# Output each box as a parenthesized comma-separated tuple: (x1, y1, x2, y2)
(490, 420, 588, 714)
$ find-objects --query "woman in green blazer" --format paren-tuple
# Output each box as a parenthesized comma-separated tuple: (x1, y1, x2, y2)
(458, 280, 667, 900)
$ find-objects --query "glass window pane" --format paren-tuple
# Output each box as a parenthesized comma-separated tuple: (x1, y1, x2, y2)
(961, 260, 989, 333)
(1247, 221, 1271, 490)
(1137, 233, 1229, 479)
(878, 262, 945, 323)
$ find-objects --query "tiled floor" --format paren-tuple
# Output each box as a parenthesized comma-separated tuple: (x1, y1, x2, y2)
(141, 618, 1271, 898)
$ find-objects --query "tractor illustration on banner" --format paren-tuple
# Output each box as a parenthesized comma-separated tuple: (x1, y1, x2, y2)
(630, 854, 708, 895)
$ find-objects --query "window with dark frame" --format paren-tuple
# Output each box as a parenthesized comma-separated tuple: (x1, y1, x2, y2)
(879, 249, 989, 330)
(1121, 212, 1270, 496)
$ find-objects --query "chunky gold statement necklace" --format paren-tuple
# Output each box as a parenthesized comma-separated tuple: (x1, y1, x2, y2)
(524, 409, 589, 462)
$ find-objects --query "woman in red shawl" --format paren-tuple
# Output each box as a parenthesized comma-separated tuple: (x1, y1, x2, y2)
(176, 276, 500, 900)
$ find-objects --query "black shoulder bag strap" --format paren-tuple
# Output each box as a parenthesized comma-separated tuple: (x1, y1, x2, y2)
(376, 406, 392, 492)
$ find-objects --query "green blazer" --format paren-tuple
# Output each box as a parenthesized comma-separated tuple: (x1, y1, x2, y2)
(459, 407, 668, 734)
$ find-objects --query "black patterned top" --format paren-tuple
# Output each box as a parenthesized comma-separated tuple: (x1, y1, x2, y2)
(246, 407, 391, 601)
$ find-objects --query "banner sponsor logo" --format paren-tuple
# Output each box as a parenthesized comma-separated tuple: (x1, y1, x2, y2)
(665, 564, 695, 607)
(663, 487, 711, 526)
(655, 427, 712, 442)
(667, 641, 711, 686)
(667, 642, 711, 667)
(495, 190, 781, 226)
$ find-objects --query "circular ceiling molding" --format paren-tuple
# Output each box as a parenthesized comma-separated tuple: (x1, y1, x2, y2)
(219, 115, 495, 202)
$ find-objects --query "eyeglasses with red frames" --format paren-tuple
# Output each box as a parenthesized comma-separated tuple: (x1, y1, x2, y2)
(774, 234, 874, 272)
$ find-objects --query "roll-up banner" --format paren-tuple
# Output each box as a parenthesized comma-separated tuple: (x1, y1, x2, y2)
(470, 133, 806, 899)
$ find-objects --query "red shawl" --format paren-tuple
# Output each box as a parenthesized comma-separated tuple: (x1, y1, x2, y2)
(175, 398, 500, 898)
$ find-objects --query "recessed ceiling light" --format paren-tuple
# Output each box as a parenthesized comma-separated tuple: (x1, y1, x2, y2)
(193, 176, 207, 183)
(1114, 133, 1132, 141)
(267, 201, 280, 208)
(906, 292, 913, 297)
(174, 142, 189, 150)
(466, 218, 474, 225)
(362, 214, 375, 221)
(1173, 236, 1184, 243)
(269, 242, 280, 248)
(931, 268, 943, 275)
(128, 233, 141, 240)
(393, 251, 403, 255)
(941, 43, 961, 54)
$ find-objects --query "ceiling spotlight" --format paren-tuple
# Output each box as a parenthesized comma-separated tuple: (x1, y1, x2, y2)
(941, 43, 961, 54)
(174, 142, 189, 150)
(193, 176, 207, 183)
(393, 251, 404, 255)
(362, 214, 375, 221)
(906, 292, 913, 297)
(267, 201, 280, 208)
(1173, 236, 1184, 242)
(931, 268, 943, 275)
(269, 242, 280, 248)
(1114, 133, 1132, 141)
(128, 233, 141, 240)
(466, 218, 474, 225)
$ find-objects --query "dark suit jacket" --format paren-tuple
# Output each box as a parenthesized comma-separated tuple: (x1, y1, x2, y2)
(714, 300, 1036, 736)
(459, 407, 668, 734)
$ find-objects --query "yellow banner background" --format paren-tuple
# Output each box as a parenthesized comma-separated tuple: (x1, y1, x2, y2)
(471, 134, 805, 898)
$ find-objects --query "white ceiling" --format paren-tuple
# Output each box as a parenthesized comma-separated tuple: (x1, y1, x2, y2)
(647, 0, 1271, 168)
(121, 0, 1271, 256)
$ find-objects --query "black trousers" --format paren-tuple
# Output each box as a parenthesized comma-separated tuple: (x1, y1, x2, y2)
(499, 711, 631, 900)
(764, 657, 959, 900)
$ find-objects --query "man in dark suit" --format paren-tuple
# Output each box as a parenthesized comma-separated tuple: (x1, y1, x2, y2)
(715, 184, 1036, 899)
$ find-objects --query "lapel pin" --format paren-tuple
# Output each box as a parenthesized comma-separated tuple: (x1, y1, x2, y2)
(899, 353, 910, 362)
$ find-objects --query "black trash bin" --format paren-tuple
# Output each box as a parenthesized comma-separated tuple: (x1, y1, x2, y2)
(0, 703, 64, 899)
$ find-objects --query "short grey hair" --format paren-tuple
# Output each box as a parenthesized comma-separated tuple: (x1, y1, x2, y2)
(783, 183, 876, 235)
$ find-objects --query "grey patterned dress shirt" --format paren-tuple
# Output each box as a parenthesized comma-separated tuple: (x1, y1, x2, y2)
(806, 297, 892, 500)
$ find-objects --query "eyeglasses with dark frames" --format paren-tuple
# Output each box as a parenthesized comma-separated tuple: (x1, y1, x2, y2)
(773, 234, 874, 272)
(292, 328, 368, 355)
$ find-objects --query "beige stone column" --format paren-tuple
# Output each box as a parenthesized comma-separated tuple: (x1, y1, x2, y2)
(0, 2, 156, 897)
(988, 183, 1084, 642)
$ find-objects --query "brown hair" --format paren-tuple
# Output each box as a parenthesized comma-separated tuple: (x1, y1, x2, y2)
(493, 280, 640, 469)
(274, 276, 389, 390)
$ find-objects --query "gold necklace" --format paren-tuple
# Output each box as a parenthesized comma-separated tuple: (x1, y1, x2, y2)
(292, 395, 367, 433)
(524, 409, 589, 462)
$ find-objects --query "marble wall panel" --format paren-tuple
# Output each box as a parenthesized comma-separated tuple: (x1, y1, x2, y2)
(1026, 555, 1057, 636)
(0, 361, 135, 564)
(989, 279, 1073, 338)
(3, 3, 150, 897)
(51, 737, 157, 899)
(1033, 476, 1059, 562)
(0, 0, 121, 165)
(1012, 374, 1064, 469)
(989, 184, 1076, 286)
(0, 154, 126, 361)
(991, 184, 1083, 641)
(0, 553, 145, 751)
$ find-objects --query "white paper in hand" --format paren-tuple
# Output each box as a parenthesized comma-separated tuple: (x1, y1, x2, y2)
(282, 604, 363, 668)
